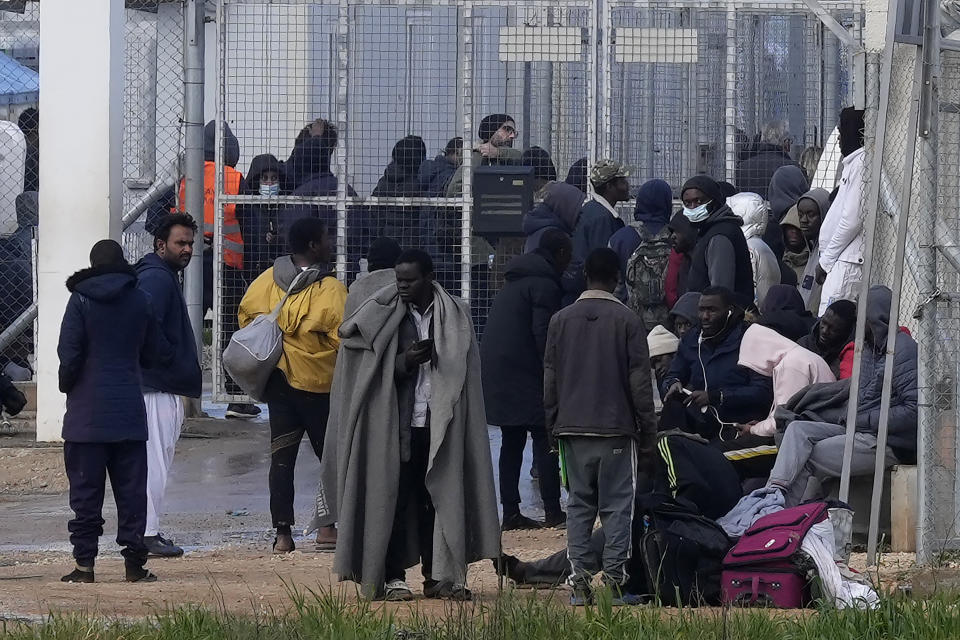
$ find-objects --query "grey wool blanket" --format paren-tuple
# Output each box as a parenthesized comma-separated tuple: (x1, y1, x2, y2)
(309, 283, 501, 596)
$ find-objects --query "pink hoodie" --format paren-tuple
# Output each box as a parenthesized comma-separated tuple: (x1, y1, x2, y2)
(738, 324, 836, 437)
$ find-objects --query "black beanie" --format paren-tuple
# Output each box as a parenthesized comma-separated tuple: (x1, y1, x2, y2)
(478, 114, 512, 142)
(680, 175, 726, 208)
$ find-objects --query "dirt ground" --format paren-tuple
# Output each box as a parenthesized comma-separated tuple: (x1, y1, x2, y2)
(0, 529, 570, 619)
(0, 428, 920, 620)
(0, 446, 67, 495)
(0, 529, 917, 620)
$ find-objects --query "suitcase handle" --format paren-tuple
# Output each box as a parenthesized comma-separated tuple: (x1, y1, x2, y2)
(730, 576, 783, 606)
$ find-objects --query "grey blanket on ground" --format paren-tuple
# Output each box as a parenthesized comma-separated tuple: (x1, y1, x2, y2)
(717, 486, 785, 538)
(343, 268, 396, 318)
(308, 283, 501, 596)
(773, 378, 852, 432)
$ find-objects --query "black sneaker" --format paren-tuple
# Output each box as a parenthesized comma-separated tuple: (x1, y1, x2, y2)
(61, 567, 95, 583)
(225, 403, 261, 419)
(144, 534, 184, 558)
(544, 510, 567, 529)
(125, 561, 159, 583)
(423, 580, 472, 601)
(501, 512, 543, 531)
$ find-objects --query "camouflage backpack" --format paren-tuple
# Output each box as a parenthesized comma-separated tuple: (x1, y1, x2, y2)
(625, 223, 672, 329)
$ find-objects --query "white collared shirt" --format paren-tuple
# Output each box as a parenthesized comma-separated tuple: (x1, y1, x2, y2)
(408, 302, 434, 428)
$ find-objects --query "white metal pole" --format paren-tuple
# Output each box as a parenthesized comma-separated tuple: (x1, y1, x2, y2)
(838, 0, 899, 503)
(865, 48, 922, 566)
(460, 4, 473, 303)
(183, 0, 205, 358)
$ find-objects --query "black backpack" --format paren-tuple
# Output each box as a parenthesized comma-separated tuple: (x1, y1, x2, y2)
(629, 497, 732, 606)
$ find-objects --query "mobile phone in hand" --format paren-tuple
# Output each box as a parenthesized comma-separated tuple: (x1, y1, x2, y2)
(414, 338, 434, 351)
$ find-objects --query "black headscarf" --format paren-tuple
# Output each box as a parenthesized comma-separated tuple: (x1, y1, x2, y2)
(391, 135, 427, 170)
(522, 146, 558, 182)
(839, 107, 866, 157)
(680, 175, 727, 210)
(718, 181, 739, 198)
(756, 284, 816, 341)
(565, 158, 588, 194)
(243, 154, 284, 194)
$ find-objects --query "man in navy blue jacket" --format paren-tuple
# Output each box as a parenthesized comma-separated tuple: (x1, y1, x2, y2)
(58, 240, 163, 583)
(135, 214, 203, 557)
(661, 286, 774, 478)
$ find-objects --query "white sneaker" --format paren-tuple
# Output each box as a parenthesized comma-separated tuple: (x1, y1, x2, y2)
(384, 579, 414, 601)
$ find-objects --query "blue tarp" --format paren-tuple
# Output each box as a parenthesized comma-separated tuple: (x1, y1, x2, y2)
(0, 51, 38, 106)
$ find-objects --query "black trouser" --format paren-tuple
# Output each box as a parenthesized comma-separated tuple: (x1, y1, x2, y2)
(385, 426, 435, 583)
(498, 426, 562, 516)
(64, 440, 149, 567)
(265, 370, 330, 528)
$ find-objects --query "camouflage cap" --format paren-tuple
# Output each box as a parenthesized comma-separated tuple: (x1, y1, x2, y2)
(589, 159, 630, 186)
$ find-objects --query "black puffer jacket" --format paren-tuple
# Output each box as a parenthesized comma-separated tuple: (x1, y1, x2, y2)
(481, 250, 563, 427)
(686, 204, 755, 309)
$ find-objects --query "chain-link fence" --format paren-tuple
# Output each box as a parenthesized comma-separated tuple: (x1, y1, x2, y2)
(211, 0, 861, 402)
(0, 1, 186, 380)
(0, 3, 38, 379)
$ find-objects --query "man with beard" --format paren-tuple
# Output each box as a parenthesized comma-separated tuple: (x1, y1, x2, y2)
(135, 214, 203, 558)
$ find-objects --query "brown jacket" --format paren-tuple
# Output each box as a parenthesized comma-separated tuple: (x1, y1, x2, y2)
(544, 290, 657, 455)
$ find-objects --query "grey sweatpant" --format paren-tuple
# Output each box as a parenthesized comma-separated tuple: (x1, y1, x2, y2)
(768, 420, 898, 507)
(561, 435, 636, 589)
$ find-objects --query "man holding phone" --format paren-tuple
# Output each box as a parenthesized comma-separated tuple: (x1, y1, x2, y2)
(312, 249, 500, 602)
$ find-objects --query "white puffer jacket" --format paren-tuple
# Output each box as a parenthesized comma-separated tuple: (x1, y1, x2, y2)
(729, 192, 781, 308)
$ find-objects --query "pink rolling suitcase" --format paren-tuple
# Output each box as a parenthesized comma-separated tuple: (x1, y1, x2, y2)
(721, 502, 828, 608)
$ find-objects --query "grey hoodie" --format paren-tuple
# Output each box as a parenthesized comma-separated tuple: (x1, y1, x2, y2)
(271, 255, 331, 294)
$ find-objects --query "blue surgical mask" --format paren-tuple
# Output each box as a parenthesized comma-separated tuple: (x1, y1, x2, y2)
(683, 202, 711, 223)
(259, 182, 280, 197)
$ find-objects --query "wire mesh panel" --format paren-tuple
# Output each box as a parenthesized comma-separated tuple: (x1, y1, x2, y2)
(607, 3, 728, 190)
(0, 3, 38, 378)
(917, 46, 960, 561)
(467, 3, 591, 334)
(122, 1, 186, 264)
(212, 0, 859, 401)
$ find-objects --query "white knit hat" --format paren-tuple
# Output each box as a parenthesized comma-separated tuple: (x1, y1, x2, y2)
(647, 324, 680, 358)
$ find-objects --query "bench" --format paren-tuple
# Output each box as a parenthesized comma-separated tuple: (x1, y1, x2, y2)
(823, 465, 917, 552)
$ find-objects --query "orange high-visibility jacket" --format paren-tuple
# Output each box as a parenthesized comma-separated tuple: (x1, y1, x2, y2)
(178, 161, 244, 270)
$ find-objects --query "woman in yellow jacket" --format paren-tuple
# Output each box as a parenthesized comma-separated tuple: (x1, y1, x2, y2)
(238, 217, 347, 553)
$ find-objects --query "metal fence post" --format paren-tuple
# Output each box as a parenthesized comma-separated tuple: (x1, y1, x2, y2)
(915, 0, 942, 566)
(182, 0, 206, 418)
(866, 46, 922, 566)
(183, 0, 205, 360)
(335, 0, 349, 281)
(725, 5, 736, 183)
(460, 2, 473, 303)
(839, 0, 898, 503)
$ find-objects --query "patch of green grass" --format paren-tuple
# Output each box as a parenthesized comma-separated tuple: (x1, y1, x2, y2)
(2, 588, 960, 640)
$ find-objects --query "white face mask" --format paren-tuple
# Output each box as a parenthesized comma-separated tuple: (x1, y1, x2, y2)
(260, 182, 279, 197)
(683, 202, 711, 223)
